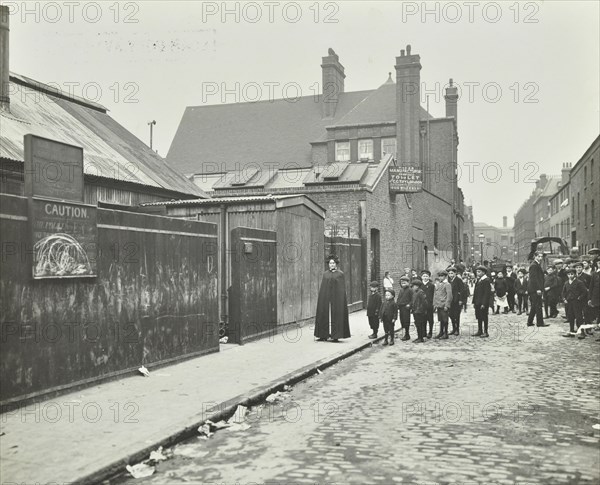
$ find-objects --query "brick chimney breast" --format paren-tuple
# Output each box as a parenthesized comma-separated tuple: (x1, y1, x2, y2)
(395, 45, 422, 165)
(321, 48, 345, 119)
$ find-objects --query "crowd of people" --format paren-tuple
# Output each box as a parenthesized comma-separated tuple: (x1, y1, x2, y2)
(314, 253, 600, 344)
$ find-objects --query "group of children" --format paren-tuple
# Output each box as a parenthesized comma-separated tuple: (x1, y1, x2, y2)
(365, 256, 600, 344)
(366, 267, 469, 345)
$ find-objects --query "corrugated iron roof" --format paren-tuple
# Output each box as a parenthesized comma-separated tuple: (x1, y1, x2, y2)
(141, 194, 303, 207)
(1, 75, 207, 198)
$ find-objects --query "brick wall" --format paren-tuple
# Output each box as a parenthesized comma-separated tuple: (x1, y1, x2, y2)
(570, 138, 600, 251)
(366, 169, 413, 291)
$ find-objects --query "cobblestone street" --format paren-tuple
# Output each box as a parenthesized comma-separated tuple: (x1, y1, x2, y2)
(118, 309, 600, 485)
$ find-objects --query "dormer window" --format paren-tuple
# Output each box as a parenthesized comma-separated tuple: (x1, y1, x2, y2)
(335, 141, 350, 162)
(381, 138, 397, 159)
(358, 139, 373, 161)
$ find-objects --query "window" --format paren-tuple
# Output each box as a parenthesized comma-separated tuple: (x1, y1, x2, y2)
(584, 166, 587, 186)
(577, 193, 580, 223)
(592, 200, 595, 226)
(335, 141, 350, 162)
(358, 139, 373, 161)
(381, 138, 397, 158)
(584, 204, 588, 227)
(434, 222, 439, 247)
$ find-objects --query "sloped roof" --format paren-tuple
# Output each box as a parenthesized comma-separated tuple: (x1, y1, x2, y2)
(333, 82, 432, 127)
(166, 90, 372, 174)
(1, 74, 207, 198)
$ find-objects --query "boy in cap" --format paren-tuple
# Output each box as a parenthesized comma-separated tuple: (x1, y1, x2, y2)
(379, 289, 398, 346)
(397, 275, 414, 341)
(411, 279, 428, 343)
(515, 268, 529, 314)
(366, 281, 382, 339)
(433, 270, 452, 339)
(447, 266, 464, 334)
(561, 267, 588, 338)
(472, 265, 492, 337)
(543, 265, 560, 318)
(421, 270, 435, 338)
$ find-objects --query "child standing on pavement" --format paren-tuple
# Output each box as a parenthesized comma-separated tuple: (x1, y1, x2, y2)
(380, 289, 398, 346)
(396, 276, 413, 341)
(411, 279, 428, 343)
(367, 281, 382, 339)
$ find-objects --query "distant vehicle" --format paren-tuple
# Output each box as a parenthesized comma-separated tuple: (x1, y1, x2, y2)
(527, 236, 574, 271)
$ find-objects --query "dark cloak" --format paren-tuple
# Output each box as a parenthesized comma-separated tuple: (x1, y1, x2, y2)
(314, 269, 351, 339)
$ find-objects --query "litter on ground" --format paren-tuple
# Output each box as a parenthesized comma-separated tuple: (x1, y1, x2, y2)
(126, 463, 155, 478)
(138, 366, 150, 377)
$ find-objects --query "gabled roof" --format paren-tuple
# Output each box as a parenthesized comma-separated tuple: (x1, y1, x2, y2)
(332, 82, 432, 127)
(1, 74, 208, 199)
(167, 81, 434, 174)
(167, 91, 372, 174)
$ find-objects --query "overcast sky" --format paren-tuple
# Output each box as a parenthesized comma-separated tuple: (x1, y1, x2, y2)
(7, 1, 599, 227)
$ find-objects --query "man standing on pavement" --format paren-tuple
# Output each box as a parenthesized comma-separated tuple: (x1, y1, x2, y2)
(447, 267, 464, 335)
(421, 270, 436, 338)
(433, 270, 452, 340)
(527, 251, 549, 327)
(472, 265, 492, 338)
(561, 267, 588, 339)
(505, 264, 517, 313)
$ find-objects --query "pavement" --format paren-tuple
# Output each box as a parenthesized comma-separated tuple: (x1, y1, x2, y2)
(0, 309, 383, 484)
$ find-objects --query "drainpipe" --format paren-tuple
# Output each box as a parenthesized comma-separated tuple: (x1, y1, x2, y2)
(220, 204, 228, 332)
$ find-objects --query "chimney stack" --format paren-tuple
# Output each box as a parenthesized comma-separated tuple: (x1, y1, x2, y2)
(561, 162, 571, 185)
(444, 78, 458, 125)
(321, 48, 345, 119)
(0, 5, 9, 111)
(395, 44, 421, 165)
(503, 216, 507, 228)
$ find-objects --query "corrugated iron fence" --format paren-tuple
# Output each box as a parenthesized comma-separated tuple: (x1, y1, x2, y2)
(0, 194, 219, 407)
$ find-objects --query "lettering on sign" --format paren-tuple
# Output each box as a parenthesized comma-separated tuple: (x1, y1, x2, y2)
(30, 198, 97, 279)
(389, 165, 423, 193)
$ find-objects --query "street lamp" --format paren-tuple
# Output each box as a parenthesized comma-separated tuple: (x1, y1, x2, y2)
(148, 120, 156, 150)
(478, 233, 485, 264)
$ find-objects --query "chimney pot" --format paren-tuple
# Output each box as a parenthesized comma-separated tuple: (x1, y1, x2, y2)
(400, 49, 405, 56)
(406, 45, 411, 55)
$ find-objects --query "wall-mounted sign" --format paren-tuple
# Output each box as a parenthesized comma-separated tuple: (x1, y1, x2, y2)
(389, 165, 423, 193)
(24, 134, 97, 279)
(30, 198, 97, 279)
(24, 134, 84, 202)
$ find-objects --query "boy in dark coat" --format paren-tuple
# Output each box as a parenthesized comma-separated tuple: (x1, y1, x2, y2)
(447, 266, 464, 335)
(561, 267, 588, 338)
(380, 289, 398, 346)
(421, 270, 435, 338)
(472, 265, 492, 337)
(543, 265, 561, 318)
(515, 268, 529, 314)
(411, 279, 428, 343)
(366, 281, 382, 339)
(396, 276, 413, 341)
(505, 265, 517, 312)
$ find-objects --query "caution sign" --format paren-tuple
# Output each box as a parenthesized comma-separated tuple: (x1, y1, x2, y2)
(30, 198, 97, 279)
(389, 165, 423, 193)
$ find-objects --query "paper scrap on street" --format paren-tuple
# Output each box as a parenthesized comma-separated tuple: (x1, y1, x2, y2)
(228, 405, 248, 424)
(197, 423, 213, 437)
(265, 391, 288, 403)
(219, 336, 229, 343)
(316, 368, 323, 375)
(206, 419, 231, 430)
(592, 424, 600, 430)
(138, 366, 150, 377)
(126, 463, 155, 478)
(149, 446, 167, 462)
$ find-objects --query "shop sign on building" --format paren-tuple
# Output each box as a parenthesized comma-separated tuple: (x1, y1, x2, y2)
(389, 165, 423, 193)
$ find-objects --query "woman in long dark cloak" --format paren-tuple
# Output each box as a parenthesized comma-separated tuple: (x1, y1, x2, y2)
(314, 255, 351, 341)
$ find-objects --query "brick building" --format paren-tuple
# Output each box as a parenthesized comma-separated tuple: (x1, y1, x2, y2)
(569, 135, 599, 252)
(533, 175, 561, 239)
(548, 164, 572, 241)
(168, 46, 464, 277)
